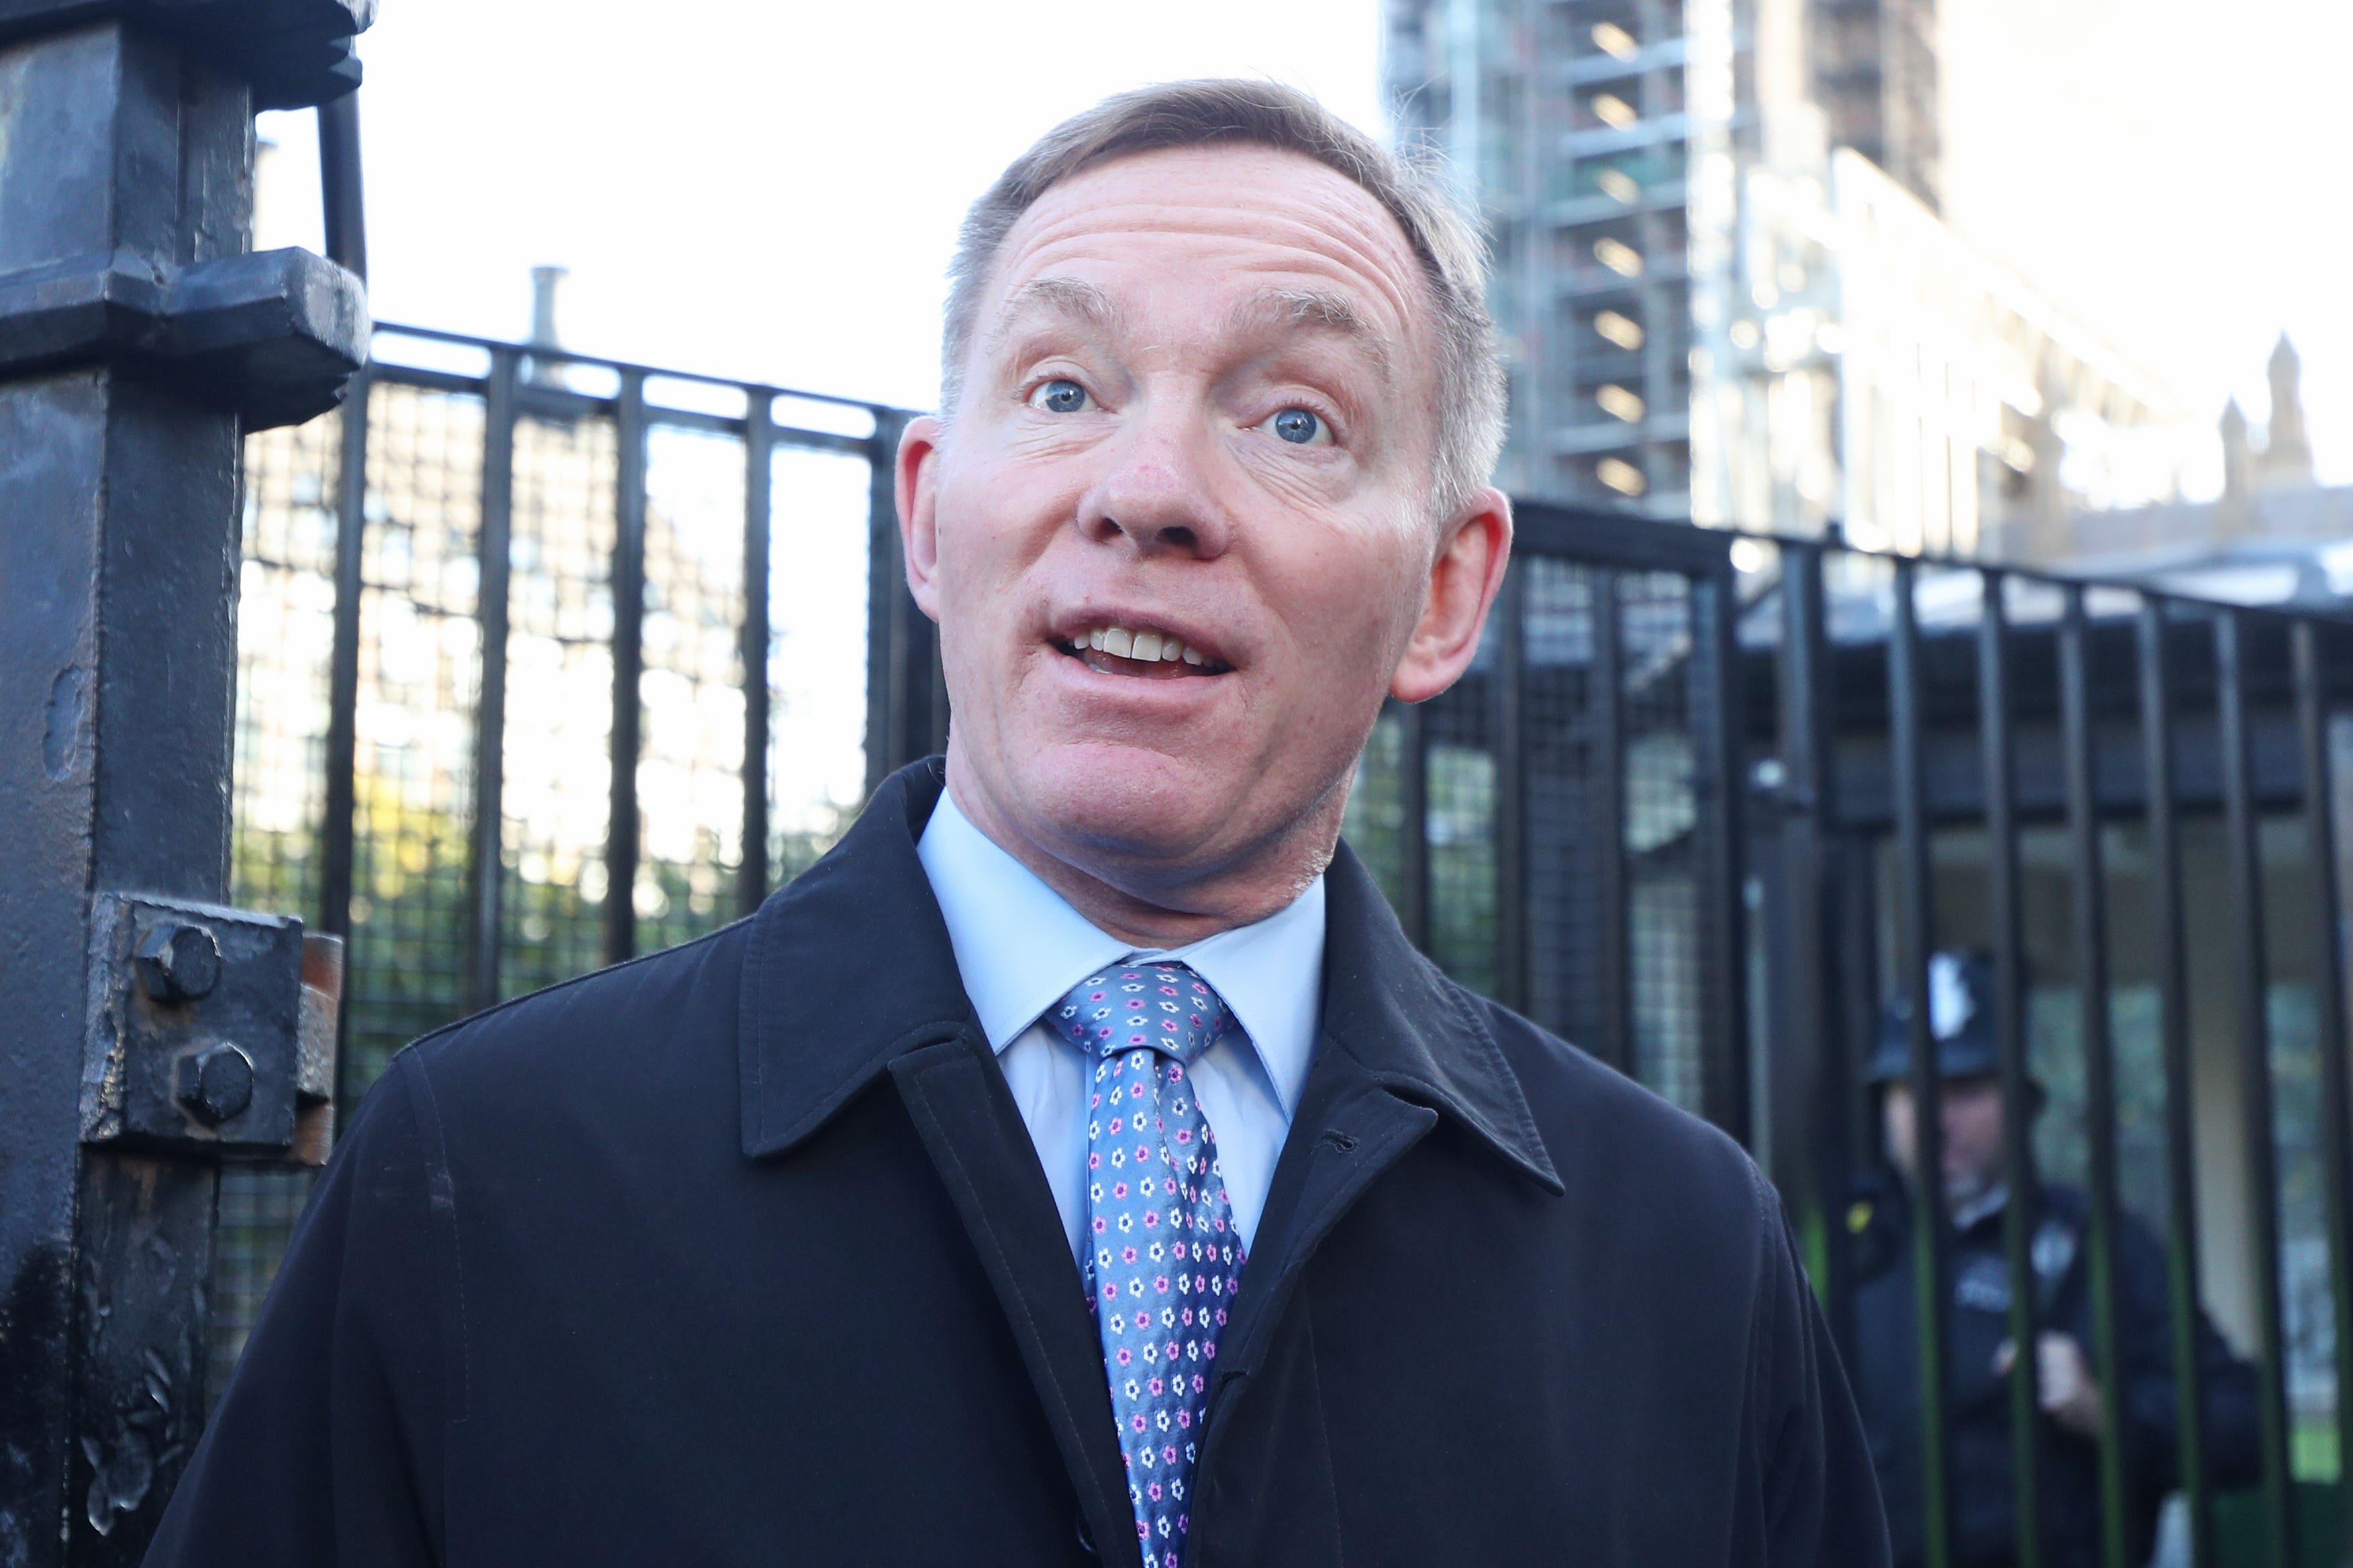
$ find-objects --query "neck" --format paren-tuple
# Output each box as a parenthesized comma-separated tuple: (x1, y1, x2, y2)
(944, 752, 1336, 949)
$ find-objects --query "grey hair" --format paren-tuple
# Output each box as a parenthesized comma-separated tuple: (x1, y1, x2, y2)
(939, 79, 1507, 518)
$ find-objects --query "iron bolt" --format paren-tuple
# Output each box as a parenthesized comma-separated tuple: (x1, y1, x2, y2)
(135, 922, 221, 1002)
(177, 1043, 254, 1125)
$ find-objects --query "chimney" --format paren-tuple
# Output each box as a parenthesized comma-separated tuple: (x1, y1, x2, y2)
(525, 265, 569, 386)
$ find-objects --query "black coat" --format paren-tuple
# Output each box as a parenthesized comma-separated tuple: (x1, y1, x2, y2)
(147, 762, 1888, 1567)
(1849, 1173, 2260, 1568)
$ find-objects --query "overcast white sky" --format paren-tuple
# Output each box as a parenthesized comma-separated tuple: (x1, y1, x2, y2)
(259, 0, 2350, 494)
(259, 1, 1387, 413)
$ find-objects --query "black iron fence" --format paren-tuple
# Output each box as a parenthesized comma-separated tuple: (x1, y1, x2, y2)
(220, 327, 2353, 1568)
(218, 325, 915, 1393)
(1282, 519, 2351, 1568)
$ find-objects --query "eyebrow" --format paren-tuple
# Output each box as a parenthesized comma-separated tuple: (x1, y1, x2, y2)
(986, 276, 1395, 386)
(1225, 287, 1395, 385)
(986, 275, 1125, 355)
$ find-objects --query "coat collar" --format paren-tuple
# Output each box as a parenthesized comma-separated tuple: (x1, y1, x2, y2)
(740, 758, 1562, 1195)
(1313, 831, 1564, 1194)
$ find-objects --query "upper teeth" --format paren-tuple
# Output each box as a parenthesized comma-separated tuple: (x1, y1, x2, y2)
(1079, 625, 1204, 666)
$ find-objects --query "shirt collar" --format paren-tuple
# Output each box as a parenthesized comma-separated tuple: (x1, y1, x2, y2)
(916, 786, 1324, 1118)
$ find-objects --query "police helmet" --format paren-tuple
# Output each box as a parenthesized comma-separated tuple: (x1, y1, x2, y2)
(1864, 949, 2008, 1084)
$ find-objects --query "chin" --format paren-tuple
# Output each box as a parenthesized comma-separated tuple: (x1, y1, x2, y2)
(1011, 741, 1240, 869)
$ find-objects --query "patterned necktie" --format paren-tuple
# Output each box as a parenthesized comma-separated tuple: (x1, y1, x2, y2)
(1048, 962, 1246, 1568)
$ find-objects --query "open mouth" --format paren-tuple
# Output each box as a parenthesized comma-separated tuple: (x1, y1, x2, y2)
(1055, 623, 1233, 680)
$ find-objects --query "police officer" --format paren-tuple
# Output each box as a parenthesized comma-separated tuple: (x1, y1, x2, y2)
(1848, 951, 2260, 1568)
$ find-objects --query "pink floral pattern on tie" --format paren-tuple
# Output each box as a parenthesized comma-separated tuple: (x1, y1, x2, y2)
(1050, 963, 1246, 1568)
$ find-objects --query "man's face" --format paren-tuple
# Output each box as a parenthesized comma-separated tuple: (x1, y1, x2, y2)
(898, 144, 1507, 912)
(1883, 1075, 2008, 1210)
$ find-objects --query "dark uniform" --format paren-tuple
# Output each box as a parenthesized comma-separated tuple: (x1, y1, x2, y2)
(1849, 953, 2260, 1568)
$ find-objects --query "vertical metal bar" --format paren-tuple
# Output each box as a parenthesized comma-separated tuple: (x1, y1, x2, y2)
(1979, 571, 2045, 1567)
(1691, 558, 1750, 1145)
(2293, 618, 2353, 1561)
(1591, 566, 1632, 1074)
(930, 634, 952, 758)
(1781, 541, 1855, 1357)
(323, 366, 368, 1112)
(466, 350, 516, 1012)
(1495, 558, 1529, 1014)
(1889, 556, 1956, 1568)
(604, 370, 648, 967)
(2219, 609, 2301, 1564)
(1399, 696, 1432, 951)
(2138, 596, 2215, 1567)
(1838, 833, 1883, 1168)
(315, 91, 366, 281)
(2060, 584, 2134, 1568)
(863, 407, 913, 792)
(739, 392, 774, 917)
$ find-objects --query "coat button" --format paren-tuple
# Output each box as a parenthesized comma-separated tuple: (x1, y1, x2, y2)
(1075, 1514, 1097, 1555)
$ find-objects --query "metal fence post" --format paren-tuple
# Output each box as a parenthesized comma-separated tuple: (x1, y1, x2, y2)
(605, 370, 650, 966)
(1495, 560, 1530, 1015)
(863, 408, 925, 790)
(2292, 618, 2353, 1562)
(467, 349, 518, 1010)
(1398, 697, 1432, 952)
(2217, 610, 2301, 1566)
(1979, 570, 2046, 1566)
(1889, 556, 1956, 1568)
(322, 367, 370, 962)
(740, 393, 775, 914)
(2137, 596, 2217, 1565)
(0, 7, 369, 1560)
(1590, 567, 1632, 1075)
(1690, 556, 1750, 1144)
(1777, 541, 1854, 1357)
(2058, 585, 2132, 1568)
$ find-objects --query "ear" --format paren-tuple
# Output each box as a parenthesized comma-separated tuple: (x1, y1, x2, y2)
(896, 415, 946, 622)
(1390, 486, 1511, 704)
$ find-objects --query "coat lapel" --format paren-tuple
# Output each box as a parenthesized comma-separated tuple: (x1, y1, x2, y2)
(1205, 840, 1565, 1430)
(738, 761, 1135, 1563)
(889, 1040, 1140, 1565)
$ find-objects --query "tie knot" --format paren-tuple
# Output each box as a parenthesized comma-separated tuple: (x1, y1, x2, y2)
(1048, 961, 1235, 1067)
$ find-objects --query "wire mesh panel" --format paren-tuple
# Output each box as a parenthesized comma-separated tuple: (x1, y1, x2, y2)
(1344, 709, 1415, 905)
(1419, 628, 1501, 998)
(211, 414, 342, 1399)
(344, 382, 485, 1092)
(233, 421, 341, 925)
(1520, 558, 1606, 1053)
(1374, 546, 1722, 1119)
(636, 427, 748, 952)
(1619, 570, 1703, 1114)
(766, 446, 874, 884)
(499, 409, 617, 996)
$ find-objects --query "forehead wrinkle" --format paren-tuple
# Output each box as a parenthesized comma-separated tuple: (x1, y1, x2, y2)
(1005, 160, 1432, 347)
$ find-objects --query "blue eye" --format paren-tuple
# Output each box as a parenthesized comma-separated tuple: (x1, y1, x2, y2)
(1033, 378, 1089, 414)
(1270, 407, 1323, 445)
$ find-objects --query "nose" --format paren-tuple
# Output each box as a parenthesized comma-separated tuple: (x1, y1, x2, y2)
(1074, 407, 1232, 561)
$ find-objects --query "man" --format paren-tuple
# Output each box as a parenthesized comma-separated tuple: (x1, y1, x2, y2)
(1850, 951, 2258, 1568)
(148, 81, 1885, 1566)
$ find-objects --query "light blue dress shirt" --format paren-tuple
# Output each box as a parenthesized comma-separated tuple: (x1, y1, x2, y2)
(916, 788, 1325, 1259)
